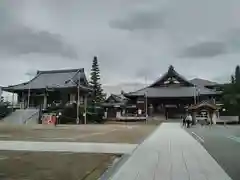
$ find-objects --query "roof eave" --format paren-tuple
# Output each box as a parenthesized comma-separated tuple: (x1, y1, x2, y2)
(2, 85, 92, 93)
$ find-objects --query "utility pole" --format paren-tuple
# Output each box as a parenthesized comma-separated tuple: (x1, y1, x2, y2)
(27, 82, 31, 108)
(76, 76, 80, 124)
(26, 72, 35, 109)
(193, 85, 197, 105)
(11, 93, 14, 112)
(145, 76, 148, 123)
(84, 95, 87, 124)
(64, 69, 82, 124)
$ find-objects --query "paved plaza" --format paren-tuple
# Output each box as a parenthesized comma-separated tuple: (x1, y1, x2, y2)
(107, 123, 232, 180)
(187, 125, 240, 180)
(0, 122, 235, 180)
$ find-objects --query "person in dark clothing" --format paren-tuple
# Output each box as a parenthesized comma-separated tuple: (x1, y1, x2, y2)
(54, 115, 57, 127)
(181, 115, 186, 127)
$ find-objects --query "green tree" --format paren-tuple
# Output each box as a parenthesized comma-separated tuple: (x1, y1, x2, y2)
(231, 75, 235, 84)
(0, 96, 11, 119)
(235, 65, 240, 84)
(89, 56, 105, 104)
(222, 65, 240, 123)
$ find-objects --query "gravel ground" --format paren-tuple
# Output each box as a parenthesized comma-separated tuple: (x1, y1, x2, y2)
(0, 151, 119, 180)
(0, 123, 159, 144)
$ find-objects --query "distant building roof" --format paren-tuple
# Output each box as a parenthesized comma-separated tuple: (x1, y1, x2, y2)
(190, 78, 218, 87)
(102, 94, 128, 107)
(125, 66, 217, 98)
(3, 68, 91, 92)
(111, 94, 128, 102)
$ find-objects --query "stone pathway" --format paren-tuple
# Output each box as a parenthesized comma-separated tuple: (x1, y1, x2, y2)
(0, 141, 137, 154)
(108, 123, 232, 180)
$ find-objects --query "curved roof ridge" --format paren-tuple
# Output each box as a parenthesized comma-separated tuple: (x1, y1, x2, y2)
(37, 68, 84, 74)
(149, 65, 194, 87)
(5, 73, 42, 88)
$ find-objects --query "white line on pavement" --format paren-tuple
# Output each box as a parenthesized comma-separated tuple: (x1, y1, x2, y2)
(191, 132, 204, 144)
(228, 136, 240, 143)
(0, 141, 137, 154)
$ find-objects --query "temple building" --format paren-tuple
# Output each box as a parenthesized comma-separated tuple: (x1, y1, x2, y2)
(124, 65, 219, 119)
(101, 94, 128, 119)
(2, 68, 92, 109)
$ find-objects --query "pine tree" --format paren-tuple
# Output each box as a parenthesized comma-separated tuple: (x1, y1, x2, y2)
(231, 75, 235, 84)
(235, 65, 240, 84)
(222, 65, 240, 123)
(89, 56, 105, 104)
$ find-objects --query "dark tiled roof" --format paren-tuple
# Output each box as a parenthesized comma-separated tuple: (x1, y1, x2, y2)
(190, 78, 218, 87)
(106, 94, 128, 103)
(125, 66, 217, 98)
(149, 65, 194, 87)
(188, 100, 218, 110)
(112, 94, 128, 102)
(3, 68, 91, 92)
(125, 86, 216, 98)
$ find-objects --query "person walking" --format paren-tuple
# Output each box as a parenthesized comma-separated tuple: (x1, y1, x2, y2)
(181, 115, 186, 127)
(186, 114, 192, 128)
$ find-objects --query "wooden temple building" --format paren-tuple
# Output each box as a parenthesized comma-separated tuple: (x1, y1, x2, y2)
(101, 94, 132, 119)
(2, 68, 92, 109)
(124, 65, 220, 119)
(188, 100, 219, 124)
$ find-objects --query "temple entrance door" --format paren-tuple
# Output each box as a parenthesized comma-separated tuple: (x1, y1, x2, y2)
(165, 105, 180, 119)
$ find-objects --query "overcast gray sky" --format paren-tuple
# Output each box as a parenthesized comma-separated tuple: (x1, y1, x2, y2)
(1, 0, 240, 90)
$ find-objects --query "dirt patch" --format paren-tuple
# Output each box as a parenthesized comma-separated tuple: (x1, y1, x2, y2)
(0, 123, 159, 144)
(0, 151, 118, 180)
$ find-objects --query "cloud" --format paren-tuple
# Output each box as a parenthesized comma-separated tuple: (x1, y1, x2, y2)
(180, 41, 227, 58)
(179, 28, 240, 58)
(224, 29, 240, 53)
(1, 0, 240, 88)
(0, 26, 78, 59)
(109, 10, 165, 31)
(135, 66, 160, 81)
(0, 3, 78, 59)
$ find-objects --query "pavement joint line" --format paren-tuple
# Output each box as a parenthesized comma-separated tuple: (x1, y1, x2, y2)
(227, 136, 240, 143)
(191, 132, 204, 144)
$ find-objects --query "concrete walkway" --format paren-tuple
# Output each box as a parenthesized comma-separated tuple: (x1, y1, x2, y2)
(0, 141, 137, 154)
(109, 123, 232, 180)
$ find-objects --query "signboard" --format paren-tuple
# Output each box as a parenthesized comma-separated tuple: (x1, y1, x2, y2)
(41, 114, 56, 125)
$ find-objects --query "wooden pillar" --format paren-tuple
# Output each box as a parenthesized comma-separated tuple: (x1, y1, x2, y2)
(212, 110, 217, 124)
(149, 104, 153, 117)
(209, 110, 213, 125)
(192, 111, 197, 125)
(70, 93, 76, 103)
(23, 93, 27, 109)
(20, 92, 25, 109)
(43, 94, 47, 109)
